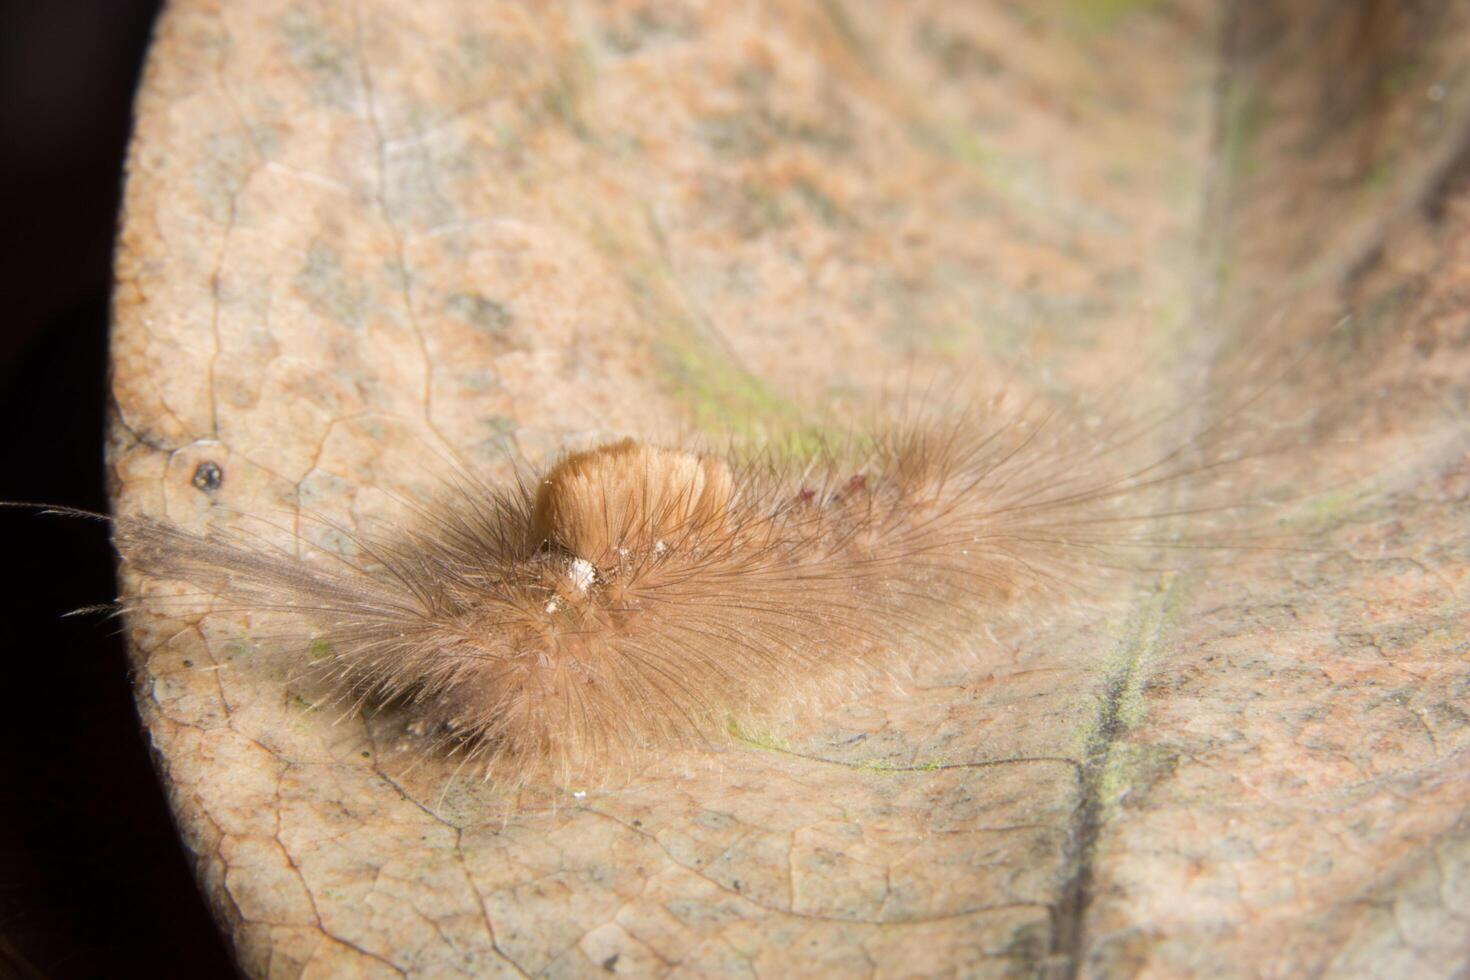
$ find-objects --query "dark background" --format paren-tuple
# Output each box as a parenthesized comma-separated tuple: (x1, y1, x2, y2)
(0, 2, 236, 976)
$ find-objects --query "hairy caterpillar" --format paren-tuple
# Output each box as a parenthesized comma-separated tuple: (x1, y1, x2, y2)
(111, 385, 1316, 790)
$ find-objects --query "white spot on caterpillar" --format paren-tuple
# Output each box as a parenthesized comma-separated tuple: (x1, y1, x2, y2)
(568, 558, 595, 592)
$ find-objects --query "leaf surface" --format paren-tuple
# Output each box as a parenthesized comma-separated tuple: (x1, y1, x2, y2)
(111, 2, 1470, 976)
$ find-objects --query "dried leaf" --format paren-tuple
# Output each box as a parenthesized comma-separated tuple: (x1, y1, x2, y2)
(110, 1, 1470, 976)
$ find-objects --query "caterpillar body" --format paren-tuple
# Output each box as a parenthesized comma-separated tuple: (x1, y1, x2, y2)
(114, 400, 1287, 789)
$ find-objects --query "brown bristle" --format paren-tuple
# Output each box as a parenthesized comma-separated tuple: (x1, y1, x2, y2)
(529, 439, 735, 566)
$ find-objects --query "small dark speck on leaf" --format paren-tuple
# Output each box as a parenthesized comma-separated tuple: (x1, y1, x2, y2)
(182, 660, 193, 668)
(192, 461, 223, 493)
(446, 292, 513, 332)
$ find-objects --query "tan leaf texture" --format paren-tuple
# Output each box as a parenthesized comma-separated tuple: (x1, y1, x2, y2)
(110, 1, 1470, 976)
